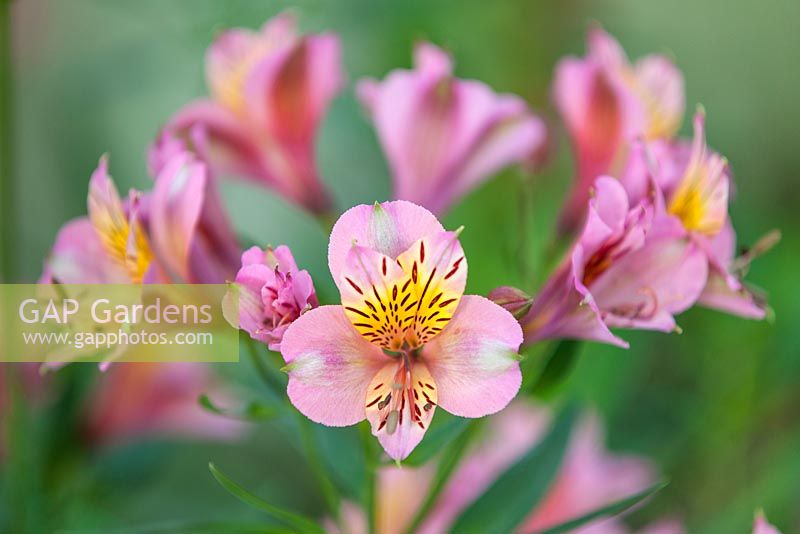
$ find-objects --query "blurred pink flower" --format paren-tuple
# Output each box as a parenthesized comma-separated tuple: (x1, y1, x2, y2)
(330, 402, 681, 534)
(280, 201, 522, 460)
(623, 112, 769, 320)
(554, 26, 684, 234)
(153, 13, 343, 215)
(357, 43, 547, 215)
(84, 363, 243, 445)
(41, 151, 239, 285)
(753, 511, 782, 534)
(223, 245, 318, 351)
(503, 176, 706, 348)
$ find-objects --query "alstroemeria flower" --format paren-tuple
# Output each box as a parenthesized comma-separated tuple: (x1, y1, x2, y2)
(42, 151, 239, 285)
(280, 201, 523, 460)
(753, 511, 782, 534)
(84, 363, 243, 446)
(625, 112, 769, 320)
(357, 43, 546, 215)
(223, 245, 318, 351)
(153, 13, 342, 215)
(554, 26, 684, 233)
(327, 402, 682, 534)
(501, 176, 706, 347)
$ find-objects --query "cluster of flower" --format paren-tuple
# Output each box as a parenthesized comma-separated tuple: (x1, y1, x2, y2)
(35, 12, 777, 533)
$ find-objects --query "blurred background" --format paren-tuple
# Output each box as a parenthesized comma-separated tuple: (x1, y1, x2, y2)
(2, 0, 799, 532)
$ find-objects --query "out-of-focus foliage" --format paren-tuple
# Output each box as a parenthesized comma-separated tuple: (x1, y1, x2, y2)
(6, 0, 800, 532)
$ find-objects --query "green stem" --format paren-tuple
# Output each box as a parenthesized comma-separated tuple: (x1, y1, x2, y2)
(0, 0, 15, 282)
(515, 173, 535, 285)
(243, 334, 284, 395)
(359, 422, 377, 534)
(296, 412, 341, 523)
(405, 420, 482, 533)
(242, 334, 340, 522)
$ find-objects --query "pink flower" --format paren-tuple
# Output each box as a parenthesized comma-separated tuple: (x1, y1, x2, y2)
(223, 245, 318, 351)
(357, 43, 546, 215)
(554, 26, 684, 234)
(503, 176, 706, 348)
(280, 201, 523, 460)
(329, 402, 681, 534)
(625, 112, 769, 320)
(41, 151, 239, 285)
(153, 13, 342, 215)
(753, 511, 782, 534)
(84, 363, 243, 446)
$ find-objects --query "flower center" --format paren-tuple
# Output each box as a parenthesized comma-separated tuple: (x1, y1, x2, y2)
(90, 188, 153, 284)
(341, 233, 466, 351)
(667, 151, 728, 236)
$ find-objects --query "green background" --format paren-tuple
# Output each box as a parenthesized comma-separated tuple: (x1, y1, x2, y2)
(3, 0, 799, 531)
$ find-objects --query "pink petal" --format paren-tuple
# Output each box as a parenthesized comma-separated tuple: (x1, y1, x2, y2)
(753, 512, 782, 534)
(578, 176, 631, 257)
(328, 201, 444, 289)
(590, 234, 709, 330)
(695, 222, 767, 319)
(698, 271, 766, 319)
(521, 261, 625, 348)
(281, 306, 387, 427)
(358, 42, 544, 215)
(366, 360, 437, 461)
(240, 32, 341, 213)
(205, 14, 298, 107)
(422, 295, 522, 418)
(86, 363, 244, 445)
(633, 55, 685, 139)
(40, 218, 128, 284)
(553, 30, 647, 235)
(149, 152, 207, 282)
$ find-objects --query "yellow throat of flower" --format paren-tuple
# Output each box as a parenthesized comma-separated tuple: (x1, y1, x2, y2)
(89, 183, 153, 283)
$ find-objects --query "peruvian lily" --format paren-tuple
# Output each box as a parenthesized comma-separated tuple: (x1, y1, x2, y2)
(223, 245, 318, 351)
(753, 511, 782, 534)
(626, 111, 771, 319)
(327, 402, 682, 534)
(153, 13, 343, 215)
(84, 362, 244, 446)
(554, 26, 684, 234)
(41, 151, 239, 285)
(497, 176, 707, 347)
(357, 43, 547, 215)
(280, 201, 523, 460)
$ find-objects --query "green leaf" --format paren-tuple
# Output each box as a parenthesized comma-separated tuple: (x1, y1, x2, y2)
(450, 405, 578, 534)
(402, 412, 471, 466)
(198, 394, 279, 422)
(208, 462, 324, 534)
(525, 340, 583, 396)
(540, 481, 669, 534)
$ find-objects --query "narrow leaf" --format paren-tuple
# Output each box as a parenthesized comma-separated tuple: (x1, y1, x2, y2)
(198, 394, 279, 422)
(451, 405, 577, 534)
(540, 481, 669, 534)
(208, 462, 324, 534)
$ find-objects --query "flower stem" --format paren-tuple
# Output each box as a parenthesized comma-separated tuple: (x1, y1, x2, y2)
(242, 334, 340, 522)
(359, 422, 377, 534)
(0, 0, 15, 282)
(405, 419, 482, 533)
